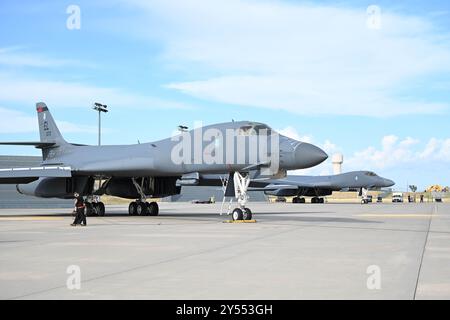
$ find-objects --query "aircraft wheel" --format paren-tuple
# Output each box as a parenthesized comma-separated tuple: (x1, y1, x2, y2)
(136, 202, 148, 216)
(319, 198, 324, 204)
(128, 202, 137, 215)
(311, 197, 316, 204)
(243, 208, 252, 220)
(299, 198, 305, 203)
(85, 203, 95, 216)
(292, 197, 299, 203)
(92, 203, 100, 216)
(97, 202, 105, 216)
(232, 208, 244, 221)
(148, 202, 159, 216)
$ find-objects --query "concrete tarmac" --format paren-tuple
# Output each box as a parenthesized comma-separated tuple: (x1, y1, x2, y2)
(0, 202, 449, 300)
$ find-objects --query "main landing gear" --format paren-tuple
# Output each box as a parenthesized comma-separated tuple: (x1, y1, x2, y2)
(85, 202, 106, 216)
(292, 196, 324, 204)
(128, 201, 159, 216)
(292, 197, 306, 203)
(128, 178, 159, 216)
(311, 197, 324, 204)
(85, 196, 105, 216)
(230, 172, 253, 221)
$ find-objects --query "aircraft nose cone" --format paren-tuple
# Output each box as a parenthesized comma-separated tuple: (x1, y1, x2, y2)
(385, 179, 395, 187)
(294, 142, 328, 169)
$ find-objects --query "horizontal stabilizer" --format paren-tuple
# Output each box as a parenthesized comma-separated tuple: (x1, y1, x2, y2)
(0, 166, 72, 184)
(0, 142, 56, 149)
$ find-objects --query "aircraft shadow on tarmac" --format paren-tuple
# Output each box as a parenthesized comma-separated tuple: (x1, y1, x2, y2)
(0, 211, 380, 224)
(0, 213, 74, 217)
(120, 212, 378, 224)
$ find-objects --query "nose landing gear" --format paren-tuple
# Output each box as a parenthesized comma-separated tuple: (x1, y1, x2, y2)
(231, 207, 253, 221)
(229, 172, 253, 221)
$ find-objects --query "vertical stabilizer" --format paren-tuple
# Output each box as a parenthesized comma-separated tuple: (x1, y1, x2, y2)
(36, 102, 67, 145)
(36, 102, 69, 161)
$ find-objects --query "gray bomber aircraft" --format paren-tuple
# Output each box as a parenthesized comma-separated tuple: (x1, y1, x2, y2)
(0, 102, 328, 220)
(250, 171, 394, 203)
(196, 171, 394, 205)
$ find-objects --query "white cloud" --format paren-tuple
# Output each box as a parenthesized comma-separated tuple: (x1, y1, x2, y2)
(0, 107, 36, 133)
(277, 126, 312, 143)
(276, 126, 450, 180)
(277, 126, 341, 176)
(342, 135, 450, 189)
(128, 0, 450, 116)
(0, 47, 91, 68)
(278, 126, 341, 154)
(322, 140, 339, 155)
(0, 107, 97, 134)
(0, 73, 193, 110)
(346, 135, 450, 169)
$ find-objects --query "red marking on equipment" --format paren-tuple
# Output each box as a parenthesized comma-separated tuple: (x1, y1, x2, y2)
(37, 107, 44, 113)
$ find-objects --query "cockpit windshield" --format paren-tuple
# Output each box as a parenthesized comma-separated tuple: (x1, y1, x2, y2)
(365, 171, 378, 177)
(238, 123, 272, 136)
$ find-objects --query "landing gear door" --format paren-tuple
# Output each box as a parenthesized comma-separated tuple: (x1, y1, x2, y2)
(224, 172, 236, 197)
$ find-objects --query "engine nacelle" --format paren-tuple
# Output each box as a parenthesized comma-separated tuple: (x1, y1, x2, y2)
(264, 187, 333, 197)
(104, 177, 181, 199)
(264, 189, 299, 197)
(17, 177, 94, 199)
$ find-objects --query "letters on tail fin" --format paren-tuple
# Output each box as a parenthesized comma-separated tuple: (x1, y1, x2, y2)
(36, 102, 67, 146)
(36, 102, 70, 161)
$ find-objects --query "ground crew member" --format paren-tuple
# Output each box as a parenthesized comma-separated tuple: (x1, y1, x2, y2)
(71, 192, 87, 226)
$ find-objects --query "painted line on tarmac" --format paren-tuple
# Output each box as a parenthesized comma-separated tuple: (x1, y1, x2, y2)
(0, 217, 64, 221)
(356, 214, 438, 218)
(223, 219, 257, 223)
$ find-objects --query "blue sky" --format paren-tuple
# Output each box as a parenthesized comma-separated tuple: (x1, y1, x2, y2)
(0, 0, 449, 191)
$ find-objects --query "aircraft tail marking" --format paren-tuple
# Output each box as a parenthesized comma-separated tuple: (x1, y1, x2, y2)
(36, 102, 68, 147)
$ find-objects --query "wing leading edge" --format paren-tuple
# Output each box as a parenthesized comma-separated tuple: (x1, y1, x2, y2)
(0, 142, 56, 149)
(0, 166, 72, 184)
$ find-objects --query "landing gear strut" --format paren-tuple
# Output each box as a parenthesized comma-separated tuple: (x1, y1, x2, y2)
(128, 178, 159, 216)
(230, 172, 253, 221)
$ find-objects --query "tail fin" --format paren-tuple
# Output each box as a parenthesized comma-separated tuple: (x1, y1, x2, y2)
(36, 102, 67, 146)
(36, 102, 70, 161)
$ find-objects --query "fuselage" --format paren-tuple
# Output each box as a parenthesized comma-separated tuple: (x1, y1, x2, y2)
(41, 121, 328, 178)
(272, 171, 395, 190)
(8, 103, 330, 202)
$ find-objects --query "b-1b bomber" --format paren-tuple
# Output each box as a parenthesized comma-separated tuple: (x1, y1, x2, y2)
(0, 103, 328, 221)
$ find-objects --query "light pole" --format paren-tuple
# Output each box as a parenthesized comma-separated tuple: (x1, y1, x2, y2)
(93, 102, 108, 146)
